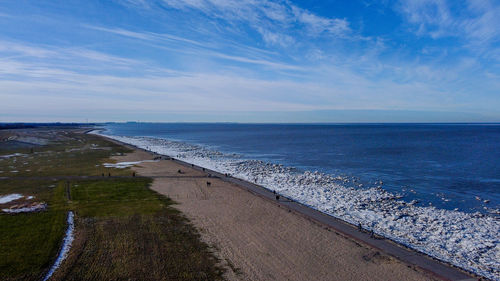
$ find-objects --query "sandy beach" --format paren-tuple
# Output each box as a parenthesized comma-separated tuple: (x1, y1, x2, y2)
(111, 147, 450, 281)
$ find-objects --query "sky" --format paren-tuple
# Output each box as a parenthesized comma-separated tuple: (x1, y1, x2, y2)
(0, 0, 499, 123)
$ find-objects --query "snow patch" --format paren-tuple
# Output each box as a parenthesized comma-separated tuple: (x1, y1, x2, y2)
(0, 153, 26, 158)
(0, 193, 23, 204)
(102, 160, 158, 169)
(43, 211, 74, 281)
(2, 202, 46, 213)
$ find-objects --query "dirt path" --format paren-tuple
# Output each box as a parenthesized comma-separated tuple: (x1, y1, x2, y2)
(111, 150, 450, 281)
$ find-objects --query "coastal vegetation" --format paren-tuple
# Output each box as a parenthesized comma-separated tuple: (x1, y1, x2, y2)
(0, 129, 223, 280)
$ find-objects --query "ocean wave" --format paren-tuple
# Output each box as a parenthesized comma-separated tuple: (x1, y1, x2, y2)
(97, 133, 499, 280)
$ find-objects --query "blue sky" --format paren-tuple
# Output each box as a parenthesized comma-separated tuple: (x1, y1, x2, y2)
(0, 0, 499, 122)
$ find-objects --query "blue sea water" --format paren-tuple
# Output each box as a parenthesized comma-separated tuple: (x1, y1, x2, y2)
(103, 123, 500, 214)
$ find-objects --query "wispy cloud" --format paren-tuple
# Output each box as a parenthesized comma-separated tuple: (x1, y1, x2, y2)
(3, 48, 495, 117)
(83, 24, 305, 71)
(135, 0, 353, 46)
(209, 52, 305, 70)
(398, 0, 500, 58)
(255, 27, 295, 47)
(1, 0, 499, 122)
(0, 41, 56, 58)
(0, 41, 150, 82)
(399, 0, 452, 38)
(84, 25, 207, 47)
(290, 5, 350, 36)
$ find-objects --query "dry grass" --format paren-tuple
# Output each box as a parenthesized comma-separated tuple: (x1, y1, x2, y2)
(0, 128, 224, 281)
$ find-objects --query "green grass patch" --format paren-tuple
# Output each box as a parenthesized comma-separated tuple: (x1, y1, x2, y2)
(0, 183, 67, 281)
(60, 201, 223, 280)
(61, 178, 224, 280)
(70, 178, 165, 218)
(0, 128, 225, 280)
(0, 131, 132, 178)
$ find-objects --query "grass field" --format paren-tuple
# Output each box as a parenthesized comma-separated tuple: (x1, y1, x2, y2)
(0, 128, 223, 281)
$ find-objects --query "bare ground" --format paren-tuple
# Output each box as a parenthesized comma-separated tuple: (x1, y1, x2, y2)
(114, 150, 439, 281)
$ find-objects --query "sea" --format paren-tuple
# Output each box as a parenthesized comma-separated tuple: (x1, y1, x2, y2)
(97, 123, 500, 280)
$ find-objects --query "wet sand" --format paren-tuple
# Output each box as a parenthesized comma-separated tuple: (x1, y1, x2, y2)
(111, 149, 446, 281)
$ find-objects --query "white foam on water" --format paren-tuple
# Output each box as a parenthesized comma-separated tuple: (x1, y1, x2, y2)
(43, 211, 74, 281)
(98, 133, 500, 280)
(0, 194, 23, 204)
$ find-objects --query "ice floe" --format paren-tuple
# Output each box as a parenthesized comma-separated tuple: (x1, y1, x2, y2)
(42, 211, 74, 281)
(98, 133, 500, 280)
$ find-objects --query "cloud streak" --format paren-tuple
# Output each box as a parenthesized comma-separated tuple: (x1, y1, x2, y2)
(0, 0, 499, 122)
(83, 24, 306, 72)
(398, 0, 500, 59)
(145, 0, 353, 45)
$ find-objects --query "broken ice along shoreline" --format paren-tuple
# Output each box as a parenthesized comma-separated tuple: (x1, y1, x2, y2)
(96, 133, 499, 280)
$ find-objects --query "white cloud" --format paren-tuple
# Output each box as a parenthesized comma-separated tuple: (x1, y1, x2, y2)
(2, 1, 499, 121)
(399, 0, 452, 38)
(3, 49, 495, 119)
(84, 25, 207, 47)
(255, 27, 295, 47)
(462, 0, 500, 44)
(398, 0, 500, 56)
(210, 52, 304, 70)
(83, 25, 304, 71)
(157, 0, 352, 41)
(0, 40, 143, 70)
(290, 6, 350, 36)
(0, 41, 56, 58)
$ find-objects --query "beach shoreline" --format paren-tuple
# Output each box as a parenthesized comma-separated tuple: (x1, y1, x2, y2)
(97, 132, 478, 281)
